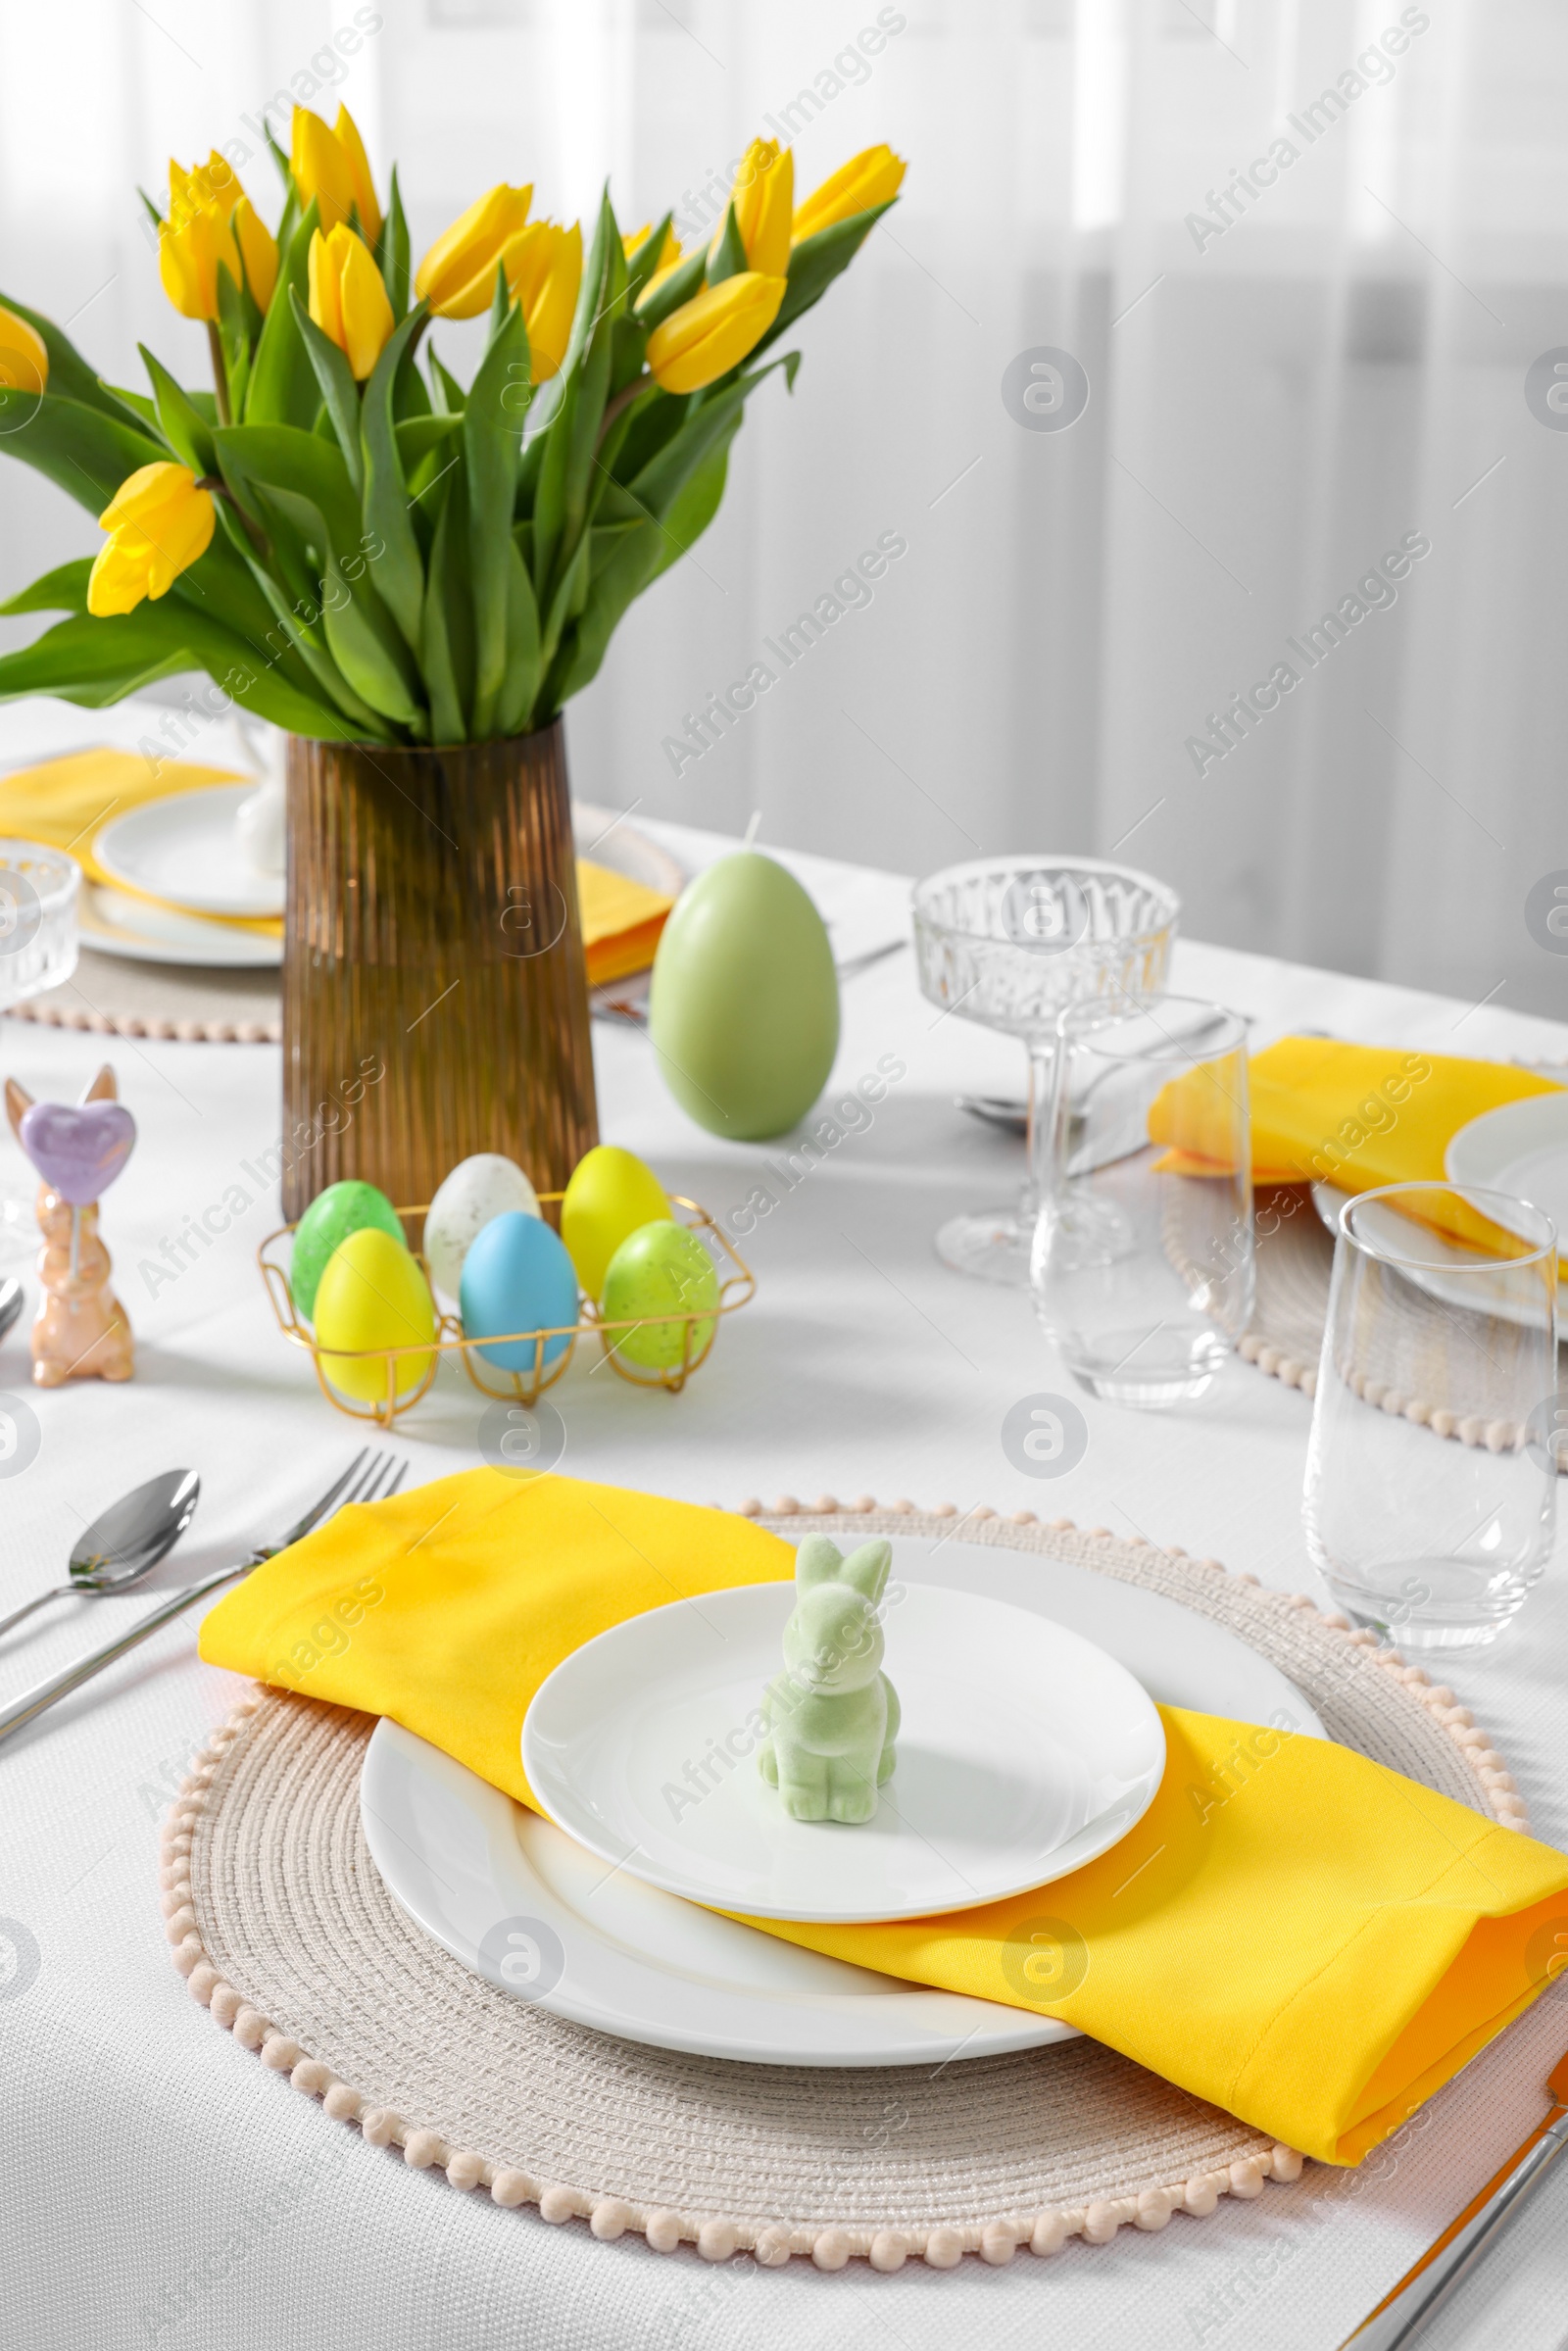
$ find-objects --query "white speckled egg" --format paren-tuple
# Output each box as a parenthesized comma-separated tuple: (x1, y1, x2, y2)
(423, 1154, 540, 1306)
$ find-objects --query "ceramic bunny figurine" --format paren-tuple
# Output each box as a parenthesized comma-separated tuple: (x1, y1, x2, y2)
(5, 1065, 135, 1388)
(758, 1536, 900, 1824)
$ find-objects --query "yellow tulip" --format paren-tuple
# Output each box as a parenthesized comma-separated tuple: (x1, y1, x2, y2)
(232, 195, 278, 310)
(332, 106, 382, 245)
(159, 152, 277, 321)
(719, 138, 793, 277)
(416, 182, 533, 318)
(0, 303, 47, 400)
(87, 463, 216, 616)
(292, 104, 381, 242)
(501, 219, 581, 380)
(646, 269, 785, 395)
(308, 224, 395, 380)
(792, 143, 906, 242)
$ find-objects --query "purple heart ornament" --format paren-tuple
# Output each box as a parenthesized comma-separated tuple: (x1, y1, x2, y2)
(19, 1100, 137, 1206)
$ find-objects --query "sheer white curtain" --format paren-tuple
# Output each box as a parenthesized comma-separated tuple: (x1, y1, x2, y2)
(2, 0, 1565, 1012)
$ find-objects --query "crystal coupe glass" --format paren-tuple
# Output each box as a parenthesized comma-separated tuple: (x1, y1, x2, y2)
(912, 857, 1178, 1282)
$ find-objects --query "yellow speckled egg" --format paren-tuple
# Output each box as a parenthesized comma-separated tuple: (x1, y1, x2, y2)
(314, 1226, 436, 1402)
(560, 1145, 672, 1301)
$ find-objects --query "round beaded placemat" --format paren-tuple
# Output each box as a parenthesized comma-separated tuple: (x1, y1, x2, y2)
(160, 1504, 1525, 2274)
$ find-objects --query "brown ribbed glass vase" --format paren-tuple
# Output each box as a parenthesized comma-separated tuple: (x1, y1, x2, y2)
(281, 721, 598, 1221)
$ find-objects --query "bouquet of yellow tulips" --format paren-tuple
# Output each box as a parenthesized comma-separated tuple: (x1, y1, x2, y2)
(0, 113, 903, 745)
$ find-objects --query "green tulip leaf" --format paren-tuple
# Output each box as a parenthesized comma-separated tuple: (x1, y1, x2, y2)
(420, 485, 466, 745)
(138, 345, 217, 478)
(426, 348, 466, 416)
(494, 536, 542, 736)
(360, 303, 430, 652)
(290, 289, 365, 495)
(623, 213, 676, 308)
(0, 389, 166, 514)
(749, 200, 897, 361)
(466, 297, 531, 735)
(633, 243, 707, 330)
(381, 165, 411, 321)
(245, 198, 321, 428)
(0, 559, 94, 617)
(705, 203, 748, 289)
(0, 291, 156, 432)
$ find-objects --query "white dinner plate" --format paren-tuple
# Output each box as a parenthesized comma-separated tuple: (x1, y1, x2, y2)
(78, 883, 282, 968)
(523, 1584, 1167, 1925)
(1312, 1180, 1559, 1327)
(95, 782, 284, 918)
(363, 1534, 1324, 2066)
(1446, 1096, 1568, 1249)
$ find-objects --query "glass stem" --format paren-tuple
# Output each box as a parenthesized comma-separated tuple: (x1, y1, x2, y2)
(1020, 1038, 1057, 1228)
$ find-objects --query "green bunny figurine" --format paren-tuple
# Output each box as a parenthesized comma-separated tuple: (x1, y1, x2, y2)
(758, 1535, 901, 1823)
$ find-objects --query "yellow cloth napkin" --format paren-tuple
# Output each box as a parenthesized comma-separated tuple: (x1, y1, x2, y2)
(199, 1468, 1568, 2166)
(576, 856, 671, 987)
(0, 751, 671, 975)
(0, 749, 282, 939)
(1152, 1036, 1563, 1191)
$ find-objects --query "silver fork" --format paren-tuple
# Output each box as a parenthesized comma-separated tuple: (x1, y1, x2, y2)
(0, 1449, 407, 1747)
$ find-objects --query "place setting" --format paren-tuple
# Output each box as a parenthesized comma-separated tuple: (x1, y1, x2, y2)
(0, 48, 1565, 2351)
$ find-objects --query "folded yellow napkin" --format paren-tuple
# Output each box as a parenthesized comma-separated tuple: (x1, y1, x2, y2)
(1153, 1036, 1562, 1191)
(199, 1469, 1568, 2165)
(577, 857, 671, 987)
(0, 748, 282, 939)
(0, 751, 671, 976)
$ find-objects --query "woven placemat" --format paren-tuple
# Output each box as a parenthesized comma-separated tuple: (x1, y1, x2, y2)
(1241, 1189, 1565, 1475)
(4, 946, 282, 1043)
(159, 1504, 1527, 2273)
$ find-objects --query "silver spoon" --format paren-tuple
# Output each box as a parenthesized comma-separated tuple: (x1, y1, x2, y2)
(0, 1276, 22, 1342)
(0, 1468, 201, 1641)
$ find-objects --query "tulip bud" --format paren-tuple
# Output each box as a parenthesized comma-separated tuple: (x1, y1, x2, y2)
(500, 220, 581, 381)
(159, 151, 275, 322)
(292, 105, 381, 242)
(792, 144, 906, 242)
(87, 462, 216, 616)
(0, 304, 47, 401)
(646, 269, 786, 395)
(416, 183, 533, 319)
(309, 225, 396, 380)
(720, 139, 793, 278)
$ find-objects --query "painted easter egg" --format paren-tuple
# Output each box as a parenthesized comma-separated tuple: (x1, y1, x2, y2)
(560, 1145, 671, 1302)
(648, 852, 839, 1141)
(314, 1226, 436, 1402)
(292, 1179, 405, 1321)
(600, 1220, 720, 1370)
(423, 1153, 540, 1307)
(459, 1209, 579, 1373)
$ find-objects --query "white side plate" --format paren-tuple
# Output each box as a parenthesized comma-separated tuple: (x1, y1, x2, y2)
(1312, 1178, 1558, 1328)
(522, 1584, 1167, 1925)
(1446, 1095, 1568, 1248)
(96, 783, 284, 918)
(363, 1536, 1323, 2066)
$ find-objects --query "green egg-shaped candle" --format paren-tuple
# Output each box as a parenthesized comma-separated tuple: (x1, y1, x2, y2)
(648, 852, 840, 1140)
(291, 1179, 406, 1320)
(602, 1220, 720, 1369)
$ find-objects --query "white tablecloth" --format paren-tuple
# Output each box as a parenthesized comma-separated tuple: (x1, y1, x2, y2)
(3, 808, 1566, 2351)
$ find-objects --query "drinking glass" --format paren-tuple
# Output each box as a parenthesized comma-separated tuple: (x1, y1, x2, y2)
(912, 856, 1178, 1283)
(1302, 1183, 1557, 1648)
(0, 842, 80, 1267)
(1031, 997, 1252, 1406)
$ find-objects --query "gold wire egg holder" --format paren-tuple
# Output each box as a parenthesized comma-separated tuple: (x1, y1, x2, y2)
(257, 1193, 755, 1429)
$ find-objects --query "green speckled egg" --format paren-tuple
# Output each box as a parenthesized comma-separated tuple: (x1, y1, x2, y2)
(648, 853, 839, 1140)
(601, 1220, 720, 1369)
(291, 1179, 406, 1320)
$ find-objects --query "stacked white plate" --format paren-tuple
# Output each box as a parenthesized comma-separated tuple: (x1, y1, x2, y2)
(362, 1532, 1325, 2070)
